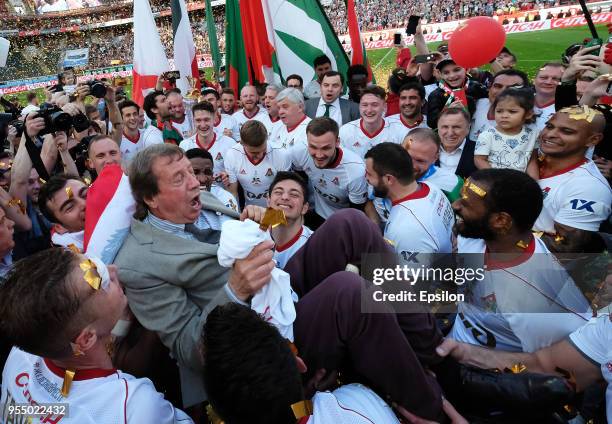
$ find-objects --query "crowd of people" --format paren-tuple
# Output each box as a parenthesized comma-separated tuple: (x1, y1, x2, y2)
(0, 17, 610, 423)
(0, 0, 603, 81)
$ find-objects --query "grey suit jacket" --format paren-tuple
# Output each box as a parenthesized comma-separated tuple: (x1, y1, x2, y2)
(304, 97, 360, 126)
(114, 190, 238, 407)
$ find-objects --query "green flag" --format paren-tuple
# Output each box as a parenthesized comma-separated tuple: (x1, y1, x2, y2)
(225, 0, 249, 95)
(205, 0, 221, 76)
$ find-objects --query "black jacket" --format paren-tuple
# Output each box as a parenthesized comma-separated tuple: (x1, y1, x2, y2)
(427, 80, 488, 129)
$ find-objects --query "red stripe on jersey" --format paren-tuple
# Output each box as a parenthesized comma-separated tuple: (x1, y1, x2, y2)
(359, 119, 385, 139)
(44, 358, 117, 380)
(196, 133, 217, 151)
(274, 226, 304, 252)
(287, 114, 308, 133)
(485, 235, 536, 270)
(391, 183, 430, 206)
(123, 378, 129, 424)
(539, 158, 587, 179)
(325, 148, 343, 169)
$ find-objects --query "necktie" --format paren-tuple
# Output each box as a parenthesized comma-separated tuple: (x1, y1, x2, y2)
(323, 103, 332, 118)
(184, 223, 221, 244)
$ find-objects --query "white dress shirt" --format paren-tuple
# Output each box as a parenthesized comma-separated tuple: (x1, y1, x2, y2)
(315, 97, 343, 127)
(439, 139, 466, 173)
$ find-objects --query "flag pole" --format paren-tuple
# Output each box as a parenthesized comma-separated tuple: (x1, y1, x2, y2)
(576, 0, 599, 39)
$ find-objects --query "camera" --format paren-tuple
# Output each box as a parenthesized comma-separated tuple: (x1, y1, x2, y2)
(9, 119, 23, 138)
(72, 113, 90, 133)
(86, 79, 107, 98)
(163, 70, 181, 81)
(36, 104, 73, 136)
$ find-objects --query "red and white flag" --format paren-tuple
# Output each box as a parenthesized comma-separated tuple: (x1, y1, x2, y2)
(171, 0, 201, 95)
(132, 0, 170, 106)
(84, 164, 135, 264)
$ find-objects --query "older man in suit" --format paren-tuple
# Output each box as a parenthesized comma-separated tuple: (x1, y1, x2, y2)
(304, 71, 360, 128)
(114, 144, 447, 420)
(435, 107, 478, 179)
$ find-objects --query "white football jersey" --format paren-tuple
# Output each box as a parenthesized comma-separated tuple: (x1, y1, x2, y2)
(451, 236, 590, 352)
(534, 100, 556, 132)
(0, 347, 192, 424)
(569, 316, 612, 424)
(385, 114, 429, 141)
(273, 225, 313, 269)
(308, 384, 400, 424)
(214, 113, 240, 141)
(269, 115, 311, 150)
(179, 133, 236, 175)
(232, 107, 276, 136)
(172, 118, 193, 139)
(384, 183, 454, 260)
(141, 125, 164, 148)
(339, 118, 405, 159)
(210, 185, 240, 213)
(292, 146, 368, 219)
(534, 159, 612, 233)
(120, 130, 144, 163)
(469, 98, 494, 141)
(224, 143, 292, 207)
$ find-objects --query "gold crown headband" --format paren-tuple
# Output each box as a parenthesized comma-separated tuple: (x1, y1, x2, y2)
(461, 178, 487, 200)
(559, 105, 603, 123)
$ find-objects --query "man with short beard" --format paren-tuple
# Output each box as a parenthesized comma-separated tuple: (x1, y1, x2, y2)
(233, 85, 274, 134)
(220, 88, 237, 115)
(386, 81, 429, 140)
(450, 168, 589, 353)
(167, 90, 193, 138)
(365, 142, 454, 258)
(200, 87, 240, 141)
(142, 91, 182, 147)
(119, 100, 144, 162)
(534, 106, 611, 248)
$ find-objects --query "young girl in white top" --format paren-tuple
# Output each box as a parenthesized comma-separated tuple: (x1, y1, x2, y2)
(474, 87, 539, 179)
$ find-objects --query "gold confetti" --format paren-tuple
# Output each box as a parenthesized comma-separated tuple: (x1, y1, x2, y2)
(65, 186, 73, 199)
(291, 400, 313, 419)
(61, 369, 76, 397)
(516, 240, 529, 249)
(259, 208, 287, 231)
(559, 105, 603, 123)
(79, 259, 101, 290)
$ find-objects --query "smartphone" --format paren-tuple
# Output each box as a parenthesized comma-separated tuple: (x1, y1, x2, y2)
(413, 54, 436, 64)
(163, 70, 181, 80)
(583, 38, 603, 56)
(406, 15, 420, 36)
(393, 33, 402, 47)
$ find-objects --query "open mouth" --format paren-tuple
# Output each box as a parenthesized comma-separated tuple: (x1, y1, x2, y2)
(277, 204, 292, 210)
(191, 194, 201, 209)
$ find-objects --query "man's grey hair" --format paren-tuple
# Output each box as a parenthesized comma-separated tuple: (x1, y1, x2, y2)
(275, 88, 305, 108)
(129, 144, 184, 220)
(265, 83, 284, 95)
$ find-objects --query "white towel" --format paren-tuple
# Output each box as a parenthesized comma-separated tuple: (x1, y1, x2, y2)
(218, 219, 298, 341)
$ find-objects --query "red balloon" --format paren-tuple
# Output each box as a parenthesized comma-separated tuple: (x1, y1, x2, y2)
(448, 17, 507, 69)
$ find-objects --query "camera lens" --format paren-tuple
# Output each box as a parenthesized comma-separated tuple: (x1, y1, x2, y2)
(50, 111, 73, 133)
(89, 81, 107, 98)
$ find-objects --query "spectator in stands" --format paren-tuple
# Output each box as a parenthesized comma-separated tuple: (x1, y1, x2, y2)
(304, 55, 332, 99)
(20, 91, 39, 117)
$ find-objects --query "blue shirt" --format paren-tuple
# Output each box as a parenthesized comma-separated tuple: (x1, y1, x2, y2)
(143, 212, 247, 305)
